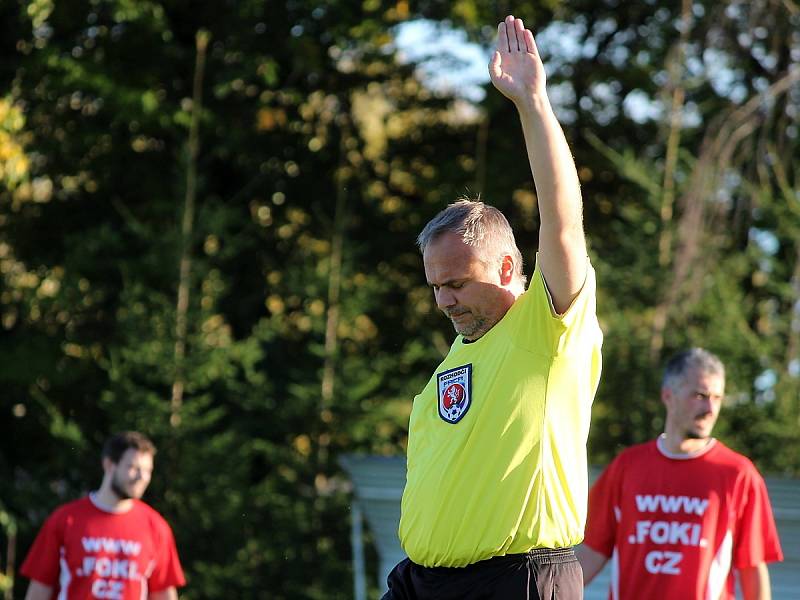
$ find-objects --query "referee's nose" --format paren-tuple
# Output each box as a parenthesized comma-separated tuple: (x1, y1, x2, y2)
(435, 287, 457, 311)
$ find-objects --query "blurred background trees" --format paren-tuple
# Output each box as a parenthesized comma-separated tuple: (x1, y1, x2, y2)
(1, 0, 798, 597)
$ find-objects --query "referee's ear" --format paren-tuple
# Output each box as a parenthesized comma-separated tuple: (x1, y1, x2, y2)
(499, 254, 514, 286)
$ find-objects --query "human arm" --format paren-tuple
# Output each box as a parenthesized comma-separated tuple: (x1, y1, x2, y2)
(580, 460, 623, 587)
(20, 512, 62, 600)
(150, 587, 179, 600)
(146, 517, 185, 599)
(575, 544, 609, 586)
(24, 580, 53, 600)
(731, 467, 782, 600)
(738, 563, 771, 600)
(489, 15, 586, 313)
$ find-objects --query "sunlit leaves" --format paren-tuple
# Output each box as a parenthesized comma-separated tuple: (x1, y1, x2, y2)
(0, 97, 30, 192)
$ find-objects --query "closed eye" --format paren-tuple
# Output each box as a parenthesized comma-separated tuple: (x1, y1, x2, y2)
(431, 280, 465, 291)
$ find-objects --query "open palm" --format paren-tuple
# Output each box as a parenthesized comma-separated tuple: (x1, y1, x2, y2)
(489, 15, 547, 105)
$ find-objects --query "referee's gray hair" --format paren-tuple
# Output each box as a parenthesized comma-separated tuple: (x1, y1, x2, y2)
(662, 348, 725, 392)
(417, 199, 526, 284)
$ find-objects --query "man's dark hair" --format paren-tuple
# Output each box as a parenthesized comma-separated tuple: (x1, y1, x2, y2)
(102, 431, 156, 463)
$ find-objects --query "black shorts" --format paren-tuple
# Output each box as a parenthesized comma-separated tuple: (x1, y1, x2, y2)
(381, 547, 582, 600)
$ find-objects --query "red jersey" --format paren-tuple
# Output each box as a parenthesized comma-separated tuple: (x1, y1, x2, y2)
(583, 438, 783, 600)
(21, 495, 185, 599)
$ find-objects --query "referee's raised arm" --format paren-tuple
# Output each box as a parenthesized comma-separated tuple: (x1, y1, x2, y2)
(489, 14, 586, 313)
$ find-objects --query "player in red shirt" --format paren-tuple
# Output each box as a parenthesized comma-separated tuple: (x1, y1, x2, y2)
(21, 431, 186, 600)
(577, 348, 783, 600)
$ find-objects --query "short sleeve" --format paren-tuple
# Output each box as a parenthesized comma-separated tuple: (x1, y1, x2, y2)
(146, 517, 186, 592)
(513, 255, 600, 356)
(20, 510, 63, 586)
(733, 467, 784, 568)
(582, 459, 620, 557)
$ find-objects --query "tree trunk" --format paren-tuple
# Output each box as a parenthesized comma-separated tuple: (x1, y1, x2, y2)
(171, 30, 210, 426)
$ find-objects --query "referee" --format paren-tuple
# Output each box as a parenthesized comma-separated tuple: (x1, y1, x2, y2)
(383, 15, 603, 600)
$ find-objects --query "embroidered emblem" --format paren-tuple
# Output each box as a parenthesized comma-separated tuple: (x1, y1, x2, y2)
(437, 364, 473, 424)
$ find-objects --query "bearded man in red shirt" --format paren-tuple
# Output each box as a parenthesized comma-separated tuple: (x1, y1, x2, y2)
(21, 431, 185, 600)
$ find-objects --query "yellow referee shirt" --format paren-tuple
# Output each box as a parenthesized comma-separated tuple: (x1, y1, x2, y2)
(399, 259, 602, 567)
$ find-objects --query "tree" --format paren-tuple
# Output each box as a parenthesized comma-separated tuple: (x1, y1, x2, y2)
(2, 1, 798, 598)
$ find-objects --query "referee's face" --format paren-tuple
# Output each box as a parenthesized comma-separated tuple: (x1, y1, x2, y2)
(423, 232, 516, 340)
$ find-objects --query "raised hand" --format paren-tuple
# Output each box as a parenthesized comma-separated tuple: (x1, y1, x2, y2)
(488, 15, 547, 107)
(488, 16, 585, 313)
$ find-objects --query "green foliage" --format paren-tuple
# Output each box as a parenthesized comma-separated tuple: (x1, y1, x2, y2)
(1, 0, 799, 598)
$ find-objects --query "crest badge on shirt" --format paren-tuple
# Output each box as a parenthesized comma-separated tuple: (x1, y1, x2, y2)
(437, 364, 473, 424)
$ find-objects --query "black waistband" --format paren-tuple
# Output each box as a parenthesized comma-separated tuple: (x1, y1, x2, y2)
(523, 547, 576, 564)
(425, 547, 576, 571)
(479, 546, 576, 566)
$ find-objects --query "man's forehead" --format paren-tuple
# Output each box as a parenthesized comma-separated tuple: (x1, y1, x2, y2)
(118, 448, 154, 465)
(424, 252, 482, 285)
(685, 369, 725, 391)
